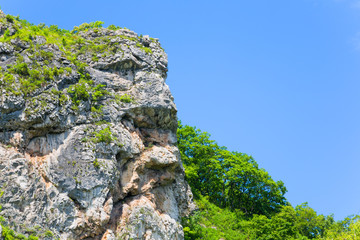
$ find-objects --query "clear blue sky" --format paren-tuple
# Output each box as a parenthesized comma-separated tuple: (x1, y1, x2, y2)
(3, 0, 360, 220)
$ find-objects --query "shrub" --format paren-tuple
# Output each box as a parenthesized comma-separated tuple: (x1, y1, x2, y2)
(39, 50, 54, 60)
(93, 127, 113, 144)
(136, 42, 153, 54)
(93, 158, 100, 169)
(59, 93, 68, 106)
(68, 78, 91, 104)
(71, 21, 105, 34)
(43, 230, 53, 237)
(11, 63, 29, 76)
(91, 84, 107, 101)
(107, 24, 121, 30)
(118, 94, 133, 103)
(6, 14, 14, 23)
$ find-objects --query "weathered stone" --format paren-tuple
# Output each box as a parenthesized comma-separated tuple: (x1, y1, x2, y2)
(0, 13, 194, 240)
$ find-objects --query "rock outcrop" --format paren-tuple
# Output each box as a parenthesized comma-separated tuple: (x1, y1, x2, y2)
(0, 11, 194, 239)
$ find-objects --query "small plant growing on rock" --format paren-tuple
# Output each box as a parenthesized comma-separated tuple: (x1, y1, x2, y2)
(107, 24, 121, 30)
(68, 78, 91, 105)
(92, 127, 115, 144)
(93, 158, 100, 169)
(5, 14, 14, 23)
(118, 94, 134, 103)
(71, 21, 104, 34)
(10, 62, 30, 76)
(44, 230, 54, 237)
(135, 42, 152, 54)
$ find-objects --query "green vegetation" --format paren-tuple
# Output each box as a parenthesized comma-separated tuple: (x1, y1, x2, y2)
(93, 158, 100, 169)
(0, 217, 55, 240)
(6, 15, 14, 23)
(92, 127, 116, 144)
(107, 24, 122, 31)
(68, 77, 107, 109)
(136, 42, 152, 54)
(1, 11, 358, 240)
(0, 190, 40, 240)
(178, 122, 360, 239)
(43, 230, 54, 238)
(85, 122, 117, 145)
(0, 13, 151, 114)
(0, 12, 166, 239)
(178, 122, 286, 217)
(71, 21, 104, 34)
(117, 93, 134, 103)
(3, 59, 63, 97)
(1, 225, 39, 240)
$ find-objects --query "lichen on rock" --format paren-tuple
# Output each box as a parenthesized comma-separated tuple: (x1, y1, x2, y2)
(0, 11, 194, 240)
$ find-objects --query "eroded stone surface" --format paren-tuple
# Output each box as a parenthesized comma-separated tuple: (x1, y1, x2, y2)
(0, 11, 195, 240)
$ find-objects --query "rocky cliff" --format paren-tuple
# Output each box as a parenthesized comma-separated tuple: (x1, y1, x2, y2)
(0, 11, 194, 240)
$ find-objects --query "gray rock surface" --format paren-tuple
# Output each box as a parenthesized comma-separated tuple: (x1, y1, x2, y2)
(0, 11, 195, 240)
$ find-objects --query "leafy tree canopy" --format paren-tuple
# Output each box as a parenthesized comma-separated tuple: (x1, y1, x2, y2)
(177, 121, 287, 217)
(178, 122, 360, 240)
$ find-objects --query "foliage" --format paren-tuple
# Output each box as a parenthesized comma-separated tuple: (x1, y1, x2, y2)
(93, 158, 100, 169)
(0, 16, 108, 101)
(117, 94, 134, 103)
(177, 122, 287, 217)
(182, 192, 352, 240)
(183, 196, 244, 240)
(68, 76, 108, 112)
(243, 203, 336, 239)
(1, 225, 39, 240)
(68, 78, 91, 104)
(0, 12, 156, 109)
(179, 122, 359, 240)
(136, 42, 153, 54)
(107, 24, 122, 30)
(6, 15, 14, 23)
(71, 21, 104, 33)
(321, 216, 360, 240)
(92, 127, 116, 144)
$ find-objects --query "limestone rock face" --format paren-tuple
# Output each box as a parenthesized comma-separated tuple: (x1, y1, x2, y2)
(0, 11, 194, 239)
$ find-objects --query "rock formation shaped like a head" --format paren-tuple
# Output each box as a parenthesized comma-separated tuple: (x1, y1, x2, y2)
(0, 13, 194, 240)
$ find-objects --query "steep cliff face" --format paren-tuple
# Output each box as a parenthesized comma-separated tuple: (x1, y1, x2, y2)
(0, 11, 194, 239)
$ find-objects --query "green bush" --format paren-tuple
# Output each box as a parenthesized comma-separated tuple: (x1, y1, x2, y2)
(1, 225, 39, 240)
(178, 122, 287, 216)
(91, 84, 107, 101)
(93, 127, 114, 144)
(5, 14, 14, 23)
(93, 158, 100, 169)
(71, 21, 105, 34)
(107, 24, 121, 30)
(136, 42, 152, 54)
(11, 63, 29, 76)
(68, 78, 91, 104)
(39, 50, 53, 60)
(118, 94, 134, 103)
(43, 230, 53, 237)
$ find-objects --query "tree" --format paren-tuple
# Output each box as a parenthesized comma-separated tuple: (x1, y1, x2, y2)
(178, 122, 358, 239)
(177, 122, 287, 217)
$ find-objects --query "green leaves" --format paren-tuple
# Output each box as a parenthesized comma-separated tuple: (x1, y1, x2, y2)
(68, 78, 91, 104)
(118, 94, 134, 103)
(5, 14, 14, 23)
(177, 122, 287, 217)
(92, 127, 115, 144)
(71, 21, 105, 34)
(67, 77, 108, 111)
(178, 122, 358, 240)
